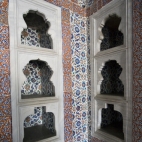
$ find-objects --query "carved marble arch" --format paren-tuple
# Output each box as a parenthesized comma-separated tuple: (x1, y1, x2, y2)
(98, 60, 124, 96)
(99, 14, 124, 51)
(23, 106, 56, 142)
(21, 10, 53, 49)
(21, 59, 55, 99)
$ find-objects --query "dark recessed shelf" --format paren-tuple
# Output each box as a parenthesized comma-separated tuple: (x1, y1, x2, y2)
(21, 94, 54, 99)
(100, 122, 124, 140)
(23, 124, 56, 142)
(100, 93, 124, 96)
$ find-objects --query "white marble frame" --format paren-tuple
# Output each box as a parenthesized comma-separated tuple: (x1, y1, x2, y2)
(91, 0, 126, 55)
(94, 100, 127, 142)
(17, 50, 60, 102)
(17, 0, 62, 54)
(95, 50, 126, 100)
(9, 0, 64, 142)
(90, 0, 132, 142)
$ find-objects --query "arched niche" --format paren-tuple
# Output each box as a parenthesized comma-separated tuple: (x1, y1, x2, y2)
(99, 60, 124, 96)
(21, 59, 55, 99)
(100, 14, 124, 51)
(100, 104, 124, 140)
(21, 10, 53, 49)
(23, 106, 56, 142)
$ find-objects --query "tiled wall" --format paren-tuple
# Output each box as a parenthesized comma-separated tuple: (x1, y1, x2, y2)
(0, 0, 142, 142)
(0, 0, 12, 141)
(132, 0, 142, 141)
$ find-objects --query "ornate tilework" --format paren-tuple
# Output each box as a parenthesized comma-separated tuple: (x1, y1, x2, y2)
(24, 107, 55, 134)
(2, 0, 142, 142)
(0, 0, 8, 26)
(100, 60, 124, 95)
(21, 60, 55, 98)
(77, 0, 93, 8)
(21, 10, 52, 49)
(71, 12, 91, 142)
(132, 0, 142, 141)
(24, 107, 43, 128)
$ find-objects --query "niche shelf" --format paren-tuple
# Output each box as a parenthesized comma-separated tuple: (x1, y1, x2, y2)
(100, 104, 124, 140)
(99, 60, 124, 96)
(100, 14, 123, 51)
(21, 10, 53, 49)
(9, 0, 63, 142)
(23, 106, 56, 142)
(90, 0, 132, 142)
(21, 59, 55, 99)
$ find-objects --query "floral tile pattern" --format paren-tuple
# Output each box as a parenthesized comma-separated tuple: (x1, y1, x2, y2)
(77, 0, 93, 8)
(24, 107, 55, 132)
(0, 0, 8, 26)
(21, 11, 52, 49)
(21, 60, 55, 97)
(71, 12, 91, 142)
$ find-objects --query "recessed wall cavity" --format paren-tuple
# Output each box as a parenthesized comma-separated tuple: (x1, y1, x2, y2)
(21, 59, 55, 99)
(100, 60, 124, 96)
(101, 14, 123, 51)
(21, 10, 52, 49)
(101, 104, 124, 140)
(23, 106, 56, 142)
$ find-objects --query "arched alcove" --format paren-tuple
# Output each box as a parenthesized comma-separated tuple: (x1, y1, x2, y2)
(100, 104, 124, 140)
(21, 59, 55, 99)
(100, 14, 123, 51)
(23, 106, 56, 142)
(100, 60, 124, 96)
(21, 10, 53, 49)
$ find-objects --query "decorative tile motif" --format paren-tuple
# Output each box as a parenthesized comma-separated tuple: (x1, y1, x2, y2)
(62, 8, 70, 23)
(21, 60, 55, 97)
(24, 107, 43, 128)
(0, 0, 8, 26)
(133, 0, 142, 141)
(21, 11, 52, 49)
(0, 116, 12, 142)
(0, 26, 9, 49)
(0, 96, 11, 116)
(24, 106, 55, 132)
(100, 60, 124, 95)
(71, 12, 91, 142)
(77, 0, 93, 8)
